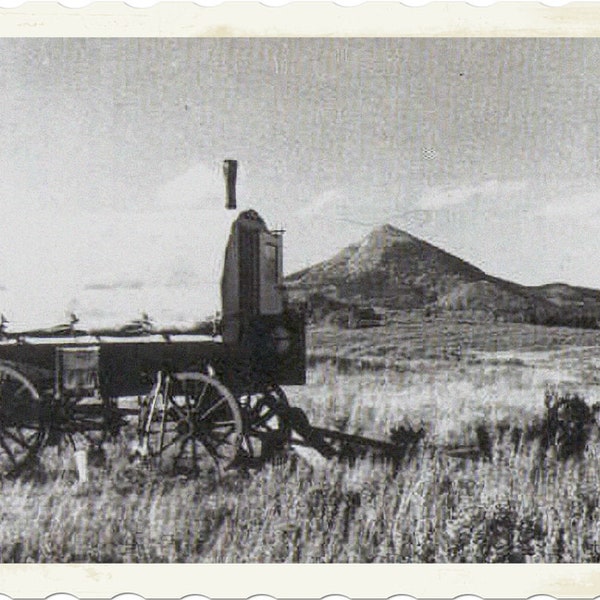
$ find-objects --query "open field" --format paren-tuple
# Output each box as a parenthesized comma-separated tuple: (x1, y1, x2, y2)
(3, 320, 600, 562)
(309, 312, 600, 367)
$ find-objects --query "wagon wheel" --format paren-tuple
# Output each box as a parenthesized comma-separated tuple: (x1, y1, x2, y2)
(0, 364, 46, 476)
(156, 372, 243, 476)
(239, 384, 291, 463)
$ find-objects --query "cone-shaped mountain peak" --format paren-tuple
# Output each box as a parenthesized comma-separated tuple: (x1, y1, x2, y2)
(364, 223, 418, 244)
(356, 224, 421, 261)
(286, 222, 600, 327)
(287, 223, 488, 308)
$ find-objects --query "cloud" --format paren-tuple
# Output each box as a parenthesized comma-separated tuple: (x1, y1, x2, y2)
(283, 189, 378, 274)
(418, 180, 528, 211)
(541, 190, 600, 219)
(295, 190, 346, 219)
(84, 280, 145, 292)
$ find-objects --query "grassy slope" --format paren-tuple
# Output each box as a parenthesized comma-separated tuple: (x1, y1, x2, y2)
(309, 313, 600, 366)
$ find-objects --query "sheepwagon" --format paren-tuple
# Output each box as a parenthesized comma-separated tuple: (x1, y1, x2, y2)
(0, 207, 306, 477)
(0, 158, 422, 480)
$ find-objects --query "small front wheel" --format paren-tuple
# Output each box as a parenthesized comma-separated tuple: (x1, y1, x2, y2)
(239, 384, 291, 463)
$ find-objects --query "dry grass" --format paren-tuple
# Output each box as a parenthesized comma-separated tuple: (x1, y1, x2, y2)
(1, 344, 600, 563)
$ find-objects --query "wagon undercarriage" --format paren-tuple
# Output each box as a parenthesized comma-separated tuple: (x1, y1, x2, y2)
(0, 350, 282, 478)
(0, 350, 420, 481)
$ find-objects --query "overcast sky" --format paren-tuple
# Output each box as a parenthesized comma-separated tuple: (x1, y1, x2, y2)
(1, 38, 600, 327)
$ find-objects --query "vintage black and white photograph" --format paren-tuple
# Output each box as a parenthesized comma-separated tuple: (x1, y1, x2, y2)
(1, 37, 600, 564)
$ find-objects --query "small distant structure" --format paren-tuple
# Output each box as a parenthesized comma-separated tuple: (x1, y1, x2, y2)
(69, 313, 80, 335)
(223, 159, 238, 210)
(300, 292, 385, 328)
(346, 305, 385, 329)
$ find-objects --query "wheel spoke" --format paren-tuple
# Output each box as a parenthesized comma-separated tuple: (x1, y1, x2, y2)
(15, 384, 29, 398)
(253, 397, 268, 412)
(198, 434, 219, 460)
(24, 432, 42, 449)
(0, 433, 18, 466)
(0, 365, 44, 475)
(3, 428, 29, 448)
(167, 398, 187, 420)
(253, 408, 276, 428)
(208, 429, 236, 446)
(150, 373, 241, 473)
(212, 419, 236, 428)
(183, 380, 193, 410)
(216, 424, 236, 436)
(157, 431, 188, 455)
(174, 435, 192, 463)
(239, 386, 290, 462)
(192, 381, 210, 414)
(197, 397, 227, 422)
(191, 437, 199, 465)
(201, 434, 228, 460)
(21, 429, 39, 444)
(251, 423, 277, 434)
(243, 434, 255, 456)
(181, 378, 188, 406)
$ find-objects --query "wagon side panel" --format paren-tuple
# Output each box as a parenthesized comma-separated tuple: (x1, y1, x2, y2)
(98, 340, 226, 398)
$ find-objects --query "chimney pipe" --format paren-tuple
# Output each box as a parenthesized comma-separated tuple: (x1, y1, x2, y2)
(223, 159, 238, 210)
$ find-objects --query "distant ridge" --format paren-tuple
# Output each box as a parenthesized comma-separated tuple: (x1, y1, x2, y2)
(286, 224, 600, 328)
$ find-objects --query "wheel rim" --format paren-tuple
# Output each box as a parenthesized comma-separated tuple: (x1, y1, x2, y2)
(158, 372, 242, 475)
(239, 385, 291, 461)
(0, 364, 45, 475)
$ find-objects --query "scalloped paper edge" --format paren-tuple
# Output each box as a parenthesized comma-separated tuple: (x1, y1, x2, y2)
(2, 2, 600, 37)
(0, 564, 599, 598)
(2, 0, 600, 9)
(0, 594, 597, 600)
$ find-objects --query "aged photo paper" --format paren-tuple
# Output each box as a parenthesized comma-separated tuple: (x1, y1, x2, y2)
(0, 2, 598, 599)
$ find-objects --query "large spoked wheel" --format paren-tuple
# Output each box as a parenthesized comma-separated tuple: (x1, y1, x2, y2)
(154, 372, 243, 476)
(0, 364, 46, 476)
(239, 384, 291, 463)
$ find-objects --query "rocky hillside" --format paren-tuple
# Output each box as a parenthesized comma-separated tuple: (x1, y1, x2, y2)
(286, 224, 600, 328)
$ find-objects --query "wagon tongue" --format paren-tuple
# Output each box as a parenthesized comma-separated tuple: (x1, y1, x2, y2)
(286, 407, 337, 459)
(285, 406, 418, 463)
